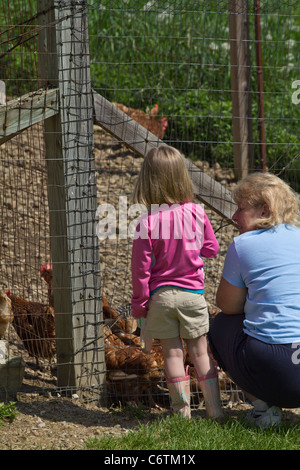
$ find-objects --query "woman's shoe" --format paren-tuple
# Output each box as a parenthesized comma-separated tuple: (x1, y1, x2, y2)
(246, 400, 282, 428)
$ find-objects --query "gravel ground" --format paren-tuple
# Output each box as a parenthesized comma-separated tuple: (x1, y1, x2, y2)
(0, 398, 136, 450)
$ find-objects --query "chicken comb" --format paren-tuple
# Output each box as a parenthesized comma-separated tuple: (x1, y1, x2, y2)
(40, 263, 52, 275)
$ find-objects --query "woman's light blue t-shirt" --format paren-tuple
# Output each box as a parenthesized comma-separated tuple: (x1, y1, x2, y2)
(222, 223, 300, 344)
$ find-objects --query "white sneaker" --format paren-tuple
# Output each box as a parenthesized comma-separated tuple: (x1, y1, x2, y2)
(246, 405, 282, 429)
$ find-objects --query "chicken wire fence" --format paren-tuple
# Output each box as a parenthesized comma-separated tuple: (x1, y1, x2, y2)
(0, 0, 299, 410)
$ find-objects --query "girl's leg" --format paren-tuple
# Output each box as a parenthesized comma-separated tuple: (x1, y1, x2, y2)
(160, 337, 185, 378)
(186, 335, 215, 377)
(160, 337, 191, 418)
(186, 335, 223, 420)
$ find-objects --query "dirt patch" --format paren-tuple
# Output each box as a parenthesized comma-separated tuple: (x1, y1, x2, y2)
(0, 398, 137, 450)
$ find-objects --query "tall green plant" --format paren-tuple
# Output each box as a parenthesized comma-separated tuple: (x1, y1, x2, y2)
(1, 0, 38, 97)
(88, 2, 299, 187)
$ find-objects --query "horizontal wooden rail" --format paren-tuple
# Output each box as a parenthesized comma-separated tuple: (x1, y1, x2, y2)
(0, 88, 59, 145)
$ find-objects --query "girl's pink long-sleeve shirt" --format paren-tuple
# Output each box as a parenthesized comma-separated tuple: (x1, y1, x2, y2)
(131, 202, 219, 318)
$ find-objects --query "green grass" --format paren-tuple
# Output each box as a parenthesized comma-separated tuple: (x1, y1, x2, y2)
(85, 412, 300, 451)
(0, 402, 18, 425)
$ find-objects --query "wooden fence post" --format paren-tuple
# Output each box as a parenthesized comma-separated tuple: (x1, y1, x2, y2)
(228, 0, 254, 179)
(37, 0, 104, 396)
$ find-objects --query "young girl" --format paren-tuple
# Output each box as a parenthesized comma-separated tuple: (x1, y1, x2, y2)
(131, 145, 223, 420)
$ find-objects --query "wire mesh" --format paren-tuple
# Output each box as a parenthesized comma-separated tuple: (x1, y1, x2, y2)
(0, 0, 299, 410)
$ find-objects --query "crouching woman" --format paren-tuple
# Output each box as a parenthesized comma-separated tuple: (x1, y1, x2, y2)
(208, 172, 300, 428)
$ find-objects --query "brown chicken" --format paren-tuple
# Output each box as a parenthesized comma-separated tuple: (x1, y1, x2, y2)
(0, 290, 13, 339)
(40, 264, 165, 404)
(112, 102, 168, 139)
(104, 325, 164, 406)
(102, 295, 167, 405)
(102, 295, 140, 345)
(105, 329, 160, 375)
(6, 290, 56, 367)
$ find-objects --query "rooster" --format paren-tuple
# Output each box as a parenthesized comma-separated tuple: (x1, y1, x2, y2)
(112, 102, 168, 139)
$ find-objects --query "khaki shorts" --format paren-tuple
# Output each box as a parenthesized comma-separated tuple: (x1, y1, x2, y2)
(145, 287, 209, 339)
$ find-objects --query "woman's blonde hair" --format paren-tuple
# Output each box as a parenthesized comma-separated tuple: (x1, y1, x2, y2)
(233, 172, 300, 229)
(133, 145, 194, 209)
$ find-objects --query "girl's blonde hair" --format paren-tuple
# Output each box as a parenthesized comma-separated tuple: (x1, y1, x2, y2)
(233, 172, 300, 229)
(133, 145, 194, 209)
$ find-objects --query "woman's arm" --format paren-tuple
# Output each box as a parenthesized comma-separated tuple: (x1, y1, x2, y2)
(216, 277, 247, 315)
